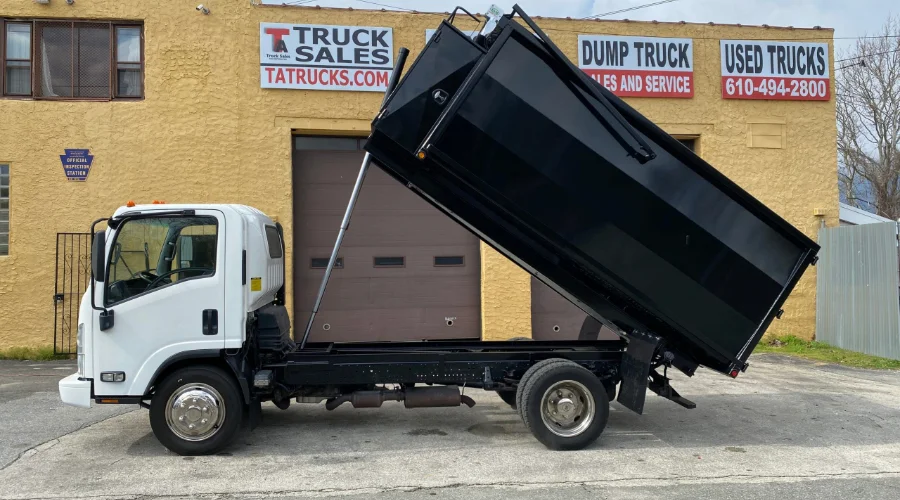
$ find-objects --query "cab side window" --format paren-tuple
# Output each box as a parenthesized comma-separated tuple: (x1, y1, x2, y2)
(105, 216, 217, 305)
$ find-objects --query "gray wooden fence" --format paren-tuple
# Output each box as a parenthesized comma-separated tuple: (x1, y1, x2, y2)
(816, 221, 900, 360)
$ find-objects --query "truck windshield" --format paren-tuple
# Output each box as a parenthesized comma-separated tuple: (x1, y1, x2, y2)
(105, 216, 218, 305)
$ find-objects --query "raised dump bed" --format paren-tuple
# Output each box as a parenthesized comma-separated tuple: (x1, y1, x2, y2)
(365, 6, 819, 377)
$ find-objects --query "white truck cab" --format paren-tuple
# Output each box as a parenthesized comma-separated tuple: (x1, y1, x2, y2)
(59, 204, 284, 430)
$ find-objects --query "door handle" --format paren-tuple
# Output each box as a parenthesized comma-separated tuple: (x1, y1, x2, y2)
(202, 309, 218, 336)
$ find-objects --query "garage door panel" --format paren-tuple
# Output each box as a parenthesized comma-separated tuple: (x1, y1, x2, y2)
(302, 307, 480, 342)
(297, 276, 480, 309)
(297, 215, 476, 247)
(297, 184, 439, 214)
(366, 277, 480, 307)
(293, 151, 364, 184)
(531, 277, 619, 341)
(293, 146, 481, 341)
(295, 153, 406, 186)
(296, 278, 372, 308)
(297, 246, 478, 279)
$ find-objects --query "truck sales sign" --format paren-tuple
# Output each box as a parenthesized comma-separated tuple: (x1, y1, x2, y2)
(260, 23, 393, 92)
(578, 35, 694, 98)
(720, 40, 830, 100)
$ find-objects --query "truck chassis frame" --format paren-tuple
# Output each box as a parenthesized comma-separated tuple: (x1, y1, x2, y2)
(273, 339, 626, 389)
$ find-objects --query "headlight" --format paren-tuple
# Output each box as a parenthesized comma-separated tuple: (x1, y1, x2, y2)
(77, 323, 84, 377)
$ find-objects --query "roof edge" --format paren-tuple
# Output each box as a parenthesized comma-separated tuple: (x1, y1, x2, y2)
(252, 4, 835, 32)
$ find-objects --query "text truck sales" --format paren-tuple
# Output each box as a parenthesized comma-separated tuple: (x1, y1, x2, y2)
(260, 23, 393, 92)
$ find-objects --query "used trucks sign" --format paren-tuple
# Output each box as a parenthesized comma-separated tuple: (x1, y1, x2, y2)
(720, 40, 830, 100)
(578, 35, 694, 98)
(260, 23, 394, 92)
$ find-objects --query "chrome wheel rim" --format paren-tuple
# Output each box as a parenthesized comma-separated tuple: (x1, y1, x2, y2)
(540, 380, 595, 437)
(165, 383, 226, 442)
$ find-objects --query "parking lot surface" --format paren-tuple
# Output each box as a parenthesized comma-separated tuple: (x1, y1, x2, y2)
(1, 354, 899, 499)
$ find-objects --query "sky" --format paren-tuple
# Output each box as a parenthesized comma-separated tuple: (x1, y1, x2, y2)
(262, 0, 898, 55)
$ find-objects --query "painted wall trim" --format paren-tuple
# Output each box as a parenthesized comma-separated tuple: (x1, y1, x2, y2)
(277, 117, 371, 135)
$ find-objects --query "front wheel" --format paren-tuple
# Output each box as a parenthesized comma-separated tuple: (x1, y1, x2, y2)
(149, 366, 244, 456)
(519, 361, 609, 450)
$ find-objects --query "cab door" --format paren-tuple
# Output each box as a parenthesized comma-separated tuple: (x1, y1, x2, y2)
(93, 210, 226, 397)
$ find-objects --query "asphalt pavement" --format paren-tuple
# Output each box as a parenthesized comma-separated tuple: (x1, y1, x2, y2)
(0, 360, 132, 469)
(1, 354, 899, 499)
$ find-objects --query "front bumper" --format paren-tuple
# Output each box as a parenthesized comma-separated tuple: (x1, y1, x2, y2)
(59, 373, 92, 408)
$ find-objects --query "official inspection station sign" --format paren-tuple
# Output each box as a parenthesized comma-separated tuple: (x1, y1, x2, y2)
(578, 35, 694, 98)
(260, 23, 394, 92)
(720, 40, 830, 100)
(59, 149, 93, 182)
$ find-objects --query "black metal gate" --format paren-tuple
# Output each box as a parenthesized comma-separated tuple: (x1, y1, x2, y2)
(53, 233, 91, 355)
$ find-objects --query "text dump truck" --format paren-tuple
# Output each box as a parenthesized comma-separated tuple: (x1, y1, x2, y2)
(59, 5, 819, 456)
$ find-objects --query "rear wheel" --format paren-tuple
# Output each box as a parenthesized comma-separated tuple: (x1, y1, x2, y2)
(520, 361, 609, 450)
(515, 358, 570, 417)
(149, 366, 244, 456)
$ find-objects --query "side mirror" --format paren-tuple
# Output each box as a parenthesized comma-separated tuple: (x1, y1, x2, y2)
(91, 231, 106, 282)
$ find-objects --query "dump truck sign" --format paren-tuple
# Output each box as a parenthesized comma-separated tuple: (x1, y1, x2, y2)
(720, 40, 830, 100)
(260, 23, 393, 92)
(578, 35, 694, 98)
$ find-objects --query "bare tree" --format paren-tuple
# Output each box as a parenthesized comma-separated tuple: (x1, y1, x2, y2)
(837, 17, 900, 219)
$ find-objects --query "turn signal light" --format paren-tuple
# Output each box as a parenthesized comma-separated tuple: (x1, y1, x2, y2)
(416, 151, 426, 160)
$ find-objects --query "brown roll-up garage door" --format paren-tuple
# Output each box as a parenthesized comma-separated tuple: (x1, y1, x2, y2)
(531, 277, 619, 341)
(293, 137, 481, 342)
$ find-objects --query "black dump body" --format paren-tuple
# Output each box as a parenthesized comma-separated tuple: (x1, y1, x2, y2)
(364, 8, 819, 377)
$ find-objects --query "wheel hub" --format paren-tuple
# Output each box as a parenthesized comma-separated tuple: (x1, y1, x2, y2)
(165, 384, 225, 442)
(540, 381, 595, 437)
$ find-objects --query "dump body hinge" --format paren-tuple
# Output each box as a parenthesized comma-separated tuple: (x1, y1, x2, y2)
(648, 369, 696, 410)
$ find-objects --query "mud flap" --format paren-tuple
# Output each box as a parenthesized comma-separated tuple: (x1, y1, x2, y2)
(247, 397, 262, 431)
(616, 331, 660, 414)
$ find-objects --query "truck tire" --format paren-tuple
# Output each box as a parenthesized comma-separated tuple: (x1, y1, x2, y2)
(515, 358, 570, 417)
(149, 366, 244, 456)
(519, 361, 610, 450)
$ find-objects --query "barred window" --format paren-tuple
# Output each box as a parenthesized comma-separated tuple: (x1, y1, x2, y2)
(1, 19, 142, 99)
(0, 165, 8, 256)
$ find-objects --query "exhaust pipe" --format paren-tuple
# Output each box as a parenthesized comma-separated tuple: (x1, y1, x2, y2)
(325, 390, 403, 411)
(325, 386, 475, 411)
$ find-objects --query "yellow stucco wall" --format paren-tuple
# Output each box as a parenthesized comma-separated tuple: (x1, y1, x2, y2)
(0, 2, 836, 348)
